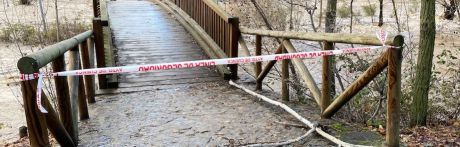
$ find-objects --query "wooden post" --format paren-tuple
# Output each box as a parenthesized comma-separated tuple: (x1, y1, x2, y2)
(78, 42, 90, 120)
(93, 18, 107, 89)
(41, 91, 76, 147)
(322, 51, 389, 118)
(256, 45, 283, 86)
(283, 40, 322, 105)
(19, 79, 49, 146)
(78, 72, 89, 120)
(281, 47, 289, 101)
(321, 41, 333, 113)
(51, 54, 76, 143)
(67, 46, 80, 144)
(386, 35, 404, 147)
(255, 35, 262, 90)
(93, 0, 100, 17)
(80, 39, 96, 103)
(229, 17, 240, 80)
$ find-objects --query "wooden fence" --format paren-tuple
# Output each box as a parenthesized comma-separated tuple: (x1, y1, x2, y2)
(17, 0, 404, 146)
(155, 0, 405, 145)
(238, 28, 404, 146)
(17, 31, 98, 147)
(167, 0, 240, 79)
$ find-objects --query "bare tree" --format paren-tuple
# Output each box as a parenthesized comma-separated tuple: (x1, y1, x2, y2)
(38, 0, 48, 32)
(378, 0, 383, 26)
(55, 0, 60, 41)
(411, 0, 436, 127)
(324, 0, 337, 99)
(391, 0, 402, 32)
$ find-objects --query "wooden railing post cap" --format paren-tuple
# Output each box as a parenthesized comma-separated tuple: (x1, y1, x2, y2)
(392, 35, 405, 48)
(18, 57, 39, 74)
(228, 17, 239, 24)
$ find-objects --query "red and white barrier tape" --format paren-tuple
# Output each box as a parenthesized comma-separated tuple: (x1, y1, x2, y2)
(25, 31, 389, 113)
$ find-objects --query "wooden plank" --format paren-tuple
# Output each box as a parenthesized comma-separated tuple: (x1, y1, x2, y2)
(154, 0, 231, 79)
(322, 51, 389, 118)
(240, 27, 394, 46)
(386, 35, 404, 146)
(97, 77, 223, 95)
(283, 40, 322, 106)
(121, 73, 219, 83)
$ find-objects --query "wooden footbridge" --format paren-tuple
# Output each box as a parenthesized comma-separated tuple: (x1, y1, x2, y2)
(17, 0, 404, 146)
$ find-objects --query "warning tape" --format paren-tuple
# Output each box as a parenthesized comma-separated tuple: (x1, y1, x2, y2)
(26, 31, 389, 113)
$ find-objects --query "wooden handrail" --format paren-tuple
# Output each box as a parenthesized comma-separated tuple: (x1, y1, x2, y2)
(239, 27, 394, 46)
(202, 0, 232, 22)
(240, 30, 404, 145)
(17, 31, 93, 73)
(166, 0, 240, 79)
(18, 30, 95, 147)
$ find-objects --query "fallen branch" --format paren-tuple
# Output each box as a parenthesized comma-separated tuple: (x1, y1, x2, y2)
(229, 81, 373, 147)
(243, 128, 315, 147)
(274, 121, 310, 129)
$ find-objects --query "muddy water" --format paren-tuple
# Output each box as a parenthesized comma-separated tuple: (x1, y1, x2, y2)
(78, 81, 332, 146)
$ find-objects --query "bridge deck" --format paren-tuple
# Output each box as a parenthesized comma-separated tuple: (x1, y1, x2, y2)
(107, 0, 221, 93)
(78, 0, 328, 146)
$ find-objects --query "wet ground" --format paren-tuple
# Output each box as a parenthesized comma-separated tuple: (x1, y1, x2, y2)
(78, 81, 333, 146)
(77, 1, 332, 146)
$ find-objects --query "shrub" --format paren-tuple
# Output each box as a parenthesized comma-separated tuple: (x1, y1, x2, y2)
(0, 24, 37, 44)
(19, 0, 31, 5)
(0, 21, 90, 45)
(362, 4, 377, 17)
(337, 6, 352, 18)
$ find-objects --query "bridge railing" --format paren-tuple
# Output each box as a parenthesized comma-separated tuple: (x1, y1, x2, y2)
(17, 31, 97, 147)
(166, 0, 240, 79)
(238, 28, 404, 146)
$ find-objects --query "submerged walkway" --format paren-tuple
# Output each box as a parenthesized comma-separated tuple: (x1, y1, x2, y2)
(78, 0, 330, 146)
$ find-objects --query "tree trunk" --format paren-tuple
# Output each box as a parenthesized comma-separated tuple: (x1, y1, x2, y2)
(350, 0, 354, 34)
(324, 0, 337, 98)
(289, 0, 294, 30)
(318, 0, 324, 29)
(378, 0, 384, 26)
(38, 0, 48, 33)
(410, 0, 436, 127)
(391, 0, 402, 32)
(55, 0, 60, 41)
